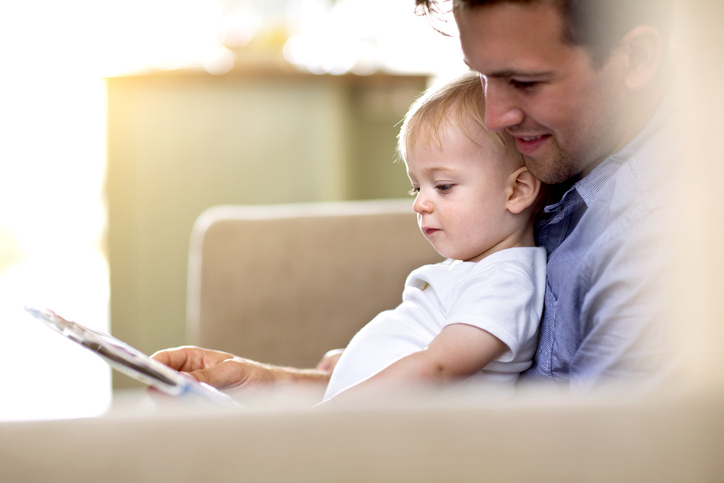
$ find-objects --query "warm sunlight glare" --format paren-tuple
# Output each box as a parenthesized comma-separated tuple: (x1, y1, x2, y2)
(0, 0, 225, 421)
(0, 0, 465, 421)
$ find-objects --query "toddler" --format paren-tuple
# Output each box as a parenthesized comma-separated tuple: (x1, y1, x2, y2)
(323, 72, 547, 402)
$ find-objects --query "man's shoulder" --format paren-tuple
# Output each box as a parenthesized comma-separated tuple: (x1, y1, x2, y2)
(607, 85, 684, 212)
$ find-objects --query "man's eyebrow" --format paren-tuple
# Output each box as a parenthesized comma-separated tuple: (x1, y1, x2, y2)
(462, 57, 552, 79)
(484, 70, 552, 79)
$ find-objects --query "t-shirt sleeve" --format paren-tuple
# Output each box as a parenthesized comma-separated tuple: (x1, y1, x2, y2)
(444, 261, 544, 364)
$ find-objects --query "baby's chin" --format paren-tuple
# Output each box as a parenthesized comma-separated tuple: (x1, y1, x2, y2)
(426, 237, 486, 262)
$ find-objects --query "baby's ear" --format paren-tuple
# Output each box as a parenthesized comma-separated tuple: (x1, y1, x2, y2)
(505, 166, 542, 215)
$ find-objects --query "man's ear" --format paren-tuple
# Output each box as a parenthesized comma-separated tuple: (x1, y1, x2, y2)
(505, 166, 542, 215)
(621, 25, 663, 91)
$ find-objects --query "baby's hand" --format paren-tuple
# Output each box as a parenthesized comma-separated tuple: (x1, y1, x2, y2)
(316, 348, 345, 374)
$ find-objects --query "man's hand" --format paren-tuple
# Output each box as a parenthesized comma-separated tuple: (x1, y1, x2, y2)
(151, 346, 277, 390)
(151, 346, 332, 390)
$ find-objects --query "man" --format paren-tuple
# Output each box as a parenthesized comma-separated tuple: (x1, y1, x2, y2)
(153, 0, 679, 394)
(445, 0, 678, 391)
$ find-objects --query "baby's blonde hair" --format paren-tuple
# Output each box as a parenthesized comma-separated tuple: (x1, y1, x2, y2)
(397, 71, 521, 166)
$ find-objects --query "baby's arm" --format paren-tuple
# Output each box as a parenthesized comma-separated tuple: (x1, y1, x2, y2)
(325, 323, 506, 402)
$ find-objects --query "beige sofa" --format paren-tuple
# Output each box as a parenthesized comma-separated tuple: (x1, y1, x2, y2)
(1, 200, 722, 482)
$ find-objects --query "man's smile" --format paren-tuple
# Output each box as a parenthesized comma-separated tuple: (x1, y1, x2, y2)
(512, 133, 551, 155)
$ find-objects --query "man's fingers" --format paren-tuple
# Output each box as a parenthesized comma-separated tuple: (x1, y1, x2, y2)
(187, 360, 246, 389)
(151, 346, 234, 373)
(153, 347, 274, 390)
(151, 347, 192, 371)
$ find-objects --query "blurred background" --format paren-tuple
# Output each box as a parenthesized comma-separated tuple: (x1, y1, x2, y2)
(0, 0, 468, 421)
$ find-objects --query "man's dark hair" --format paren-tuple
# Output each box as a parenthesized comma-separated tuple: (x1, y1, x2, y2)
(415, 0, 674, 66)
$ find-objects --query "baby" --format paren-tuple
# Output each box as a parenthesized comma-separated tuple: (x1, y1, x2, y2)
(323, 72, 547, 402)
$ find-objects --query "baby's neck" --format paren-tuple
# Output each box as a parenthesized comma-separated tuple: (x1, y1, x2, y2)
(509, 224, 537, 249)
(464, 226, 536, 263)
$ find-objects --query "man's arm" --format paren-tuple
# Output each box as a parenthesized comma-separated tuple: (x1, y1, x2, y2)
(324, 324, 506, 403)
(151, 346, 331, 390)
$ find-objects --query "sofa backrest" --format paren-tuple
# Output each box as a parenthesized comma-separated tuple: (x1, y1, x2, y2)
(187, 200, 442, 368)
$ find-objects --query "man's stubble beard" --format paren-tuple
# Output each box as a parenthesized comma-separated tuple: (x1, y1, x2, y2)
(523, 144, 583, 186)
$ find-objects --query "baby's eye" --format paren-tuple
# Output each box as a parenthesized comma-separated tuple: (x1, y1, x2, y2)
(408, 187, 420, 196)
(435, 184, 453, 192)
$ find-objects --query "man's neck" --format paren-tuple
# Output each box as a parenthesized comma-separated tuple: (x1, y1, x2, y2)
(622, 72, 673, 148)
(579, 68, 674, 180)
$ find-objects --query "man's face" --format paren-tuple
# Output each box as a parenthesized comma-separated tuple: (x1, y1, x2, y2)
(454, 2, 629, 184)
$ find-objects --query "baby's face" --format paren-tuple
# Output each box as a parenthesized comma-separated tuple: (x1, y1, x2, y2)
(406, 121, 521, 262)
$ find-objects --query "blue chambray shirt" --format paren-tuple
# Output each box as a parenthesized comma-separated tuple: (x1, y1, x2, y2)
(522, 86, 680, 391)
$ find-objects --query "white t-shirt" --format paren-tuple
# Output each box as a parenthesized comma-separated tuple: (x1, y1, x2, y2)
(323, 247, 547, 401)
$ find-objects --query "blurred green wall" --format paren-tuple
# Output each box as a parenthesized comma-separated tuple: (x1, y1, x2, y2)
(106, 69, 428, 388)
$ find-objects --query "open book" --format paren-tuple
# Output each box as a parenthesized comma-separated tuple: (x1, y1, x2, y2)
(25, 306, 237, 407)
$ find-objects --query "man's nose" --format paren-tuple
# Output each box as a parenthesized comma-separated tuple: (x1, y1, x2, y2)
(483, 81, 525, 132)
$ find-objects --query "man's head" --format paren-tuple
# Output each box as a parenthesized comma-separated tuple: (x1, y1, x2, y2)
(416, 0, 674, 184)
(417, 0, 674, 67)
(399, 72, 543, 262)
